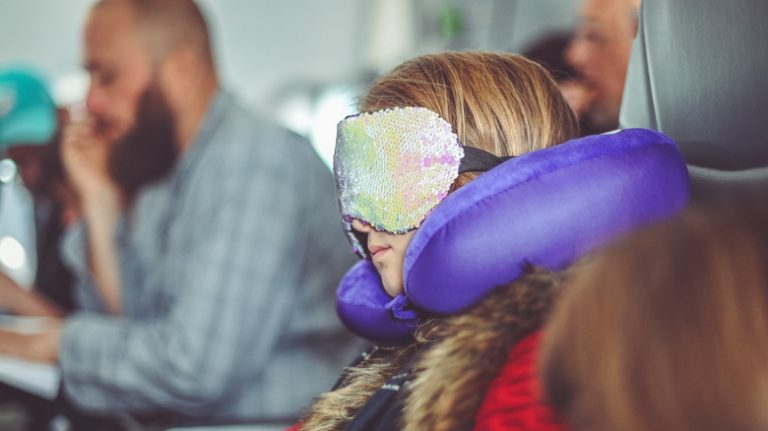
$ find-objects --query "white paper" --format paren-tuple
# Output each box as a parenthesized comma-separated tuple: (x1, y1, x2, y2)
(0, 354, 60, 399)
(0, 315, 61, 399)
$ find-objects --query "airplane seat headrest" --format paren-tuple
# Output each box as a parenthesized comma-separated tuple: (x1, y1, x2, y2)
(620, 0, 768, 201)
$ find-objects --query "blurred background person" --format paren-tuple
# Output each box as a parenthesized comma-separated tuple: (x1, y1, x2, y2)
(0, 67, 94, 431)
(0, 68, 76, 318)
(0, 0, 363, 427)
(541, 201, 768, 431)
(521, 32, 597, 136)
(566, 0, 640, 133)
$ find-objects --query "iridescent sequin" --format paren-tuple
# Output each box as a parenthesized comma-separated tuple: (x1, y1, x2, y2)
(334, 107, 464, 257)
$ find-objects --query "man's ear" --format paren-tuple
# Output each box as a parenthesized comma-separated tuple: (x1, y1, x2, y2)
(157, 47, 198, 106)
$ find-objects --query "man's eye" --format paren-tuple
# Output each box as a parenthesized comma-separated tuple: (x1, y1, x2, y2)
(575, 26, 608, 46)
(583, 30, 608, 45)
(93, 71, 115, 86)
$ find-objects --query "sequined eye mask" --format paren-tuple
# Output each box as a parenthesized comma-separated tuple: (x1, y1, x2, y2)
(334, 106, 507, 257)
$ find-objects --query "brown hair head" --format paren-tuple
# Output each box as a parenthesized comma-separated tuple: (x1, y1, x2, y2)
(361, 51, 579, 159)
(541, 201, 768, 431)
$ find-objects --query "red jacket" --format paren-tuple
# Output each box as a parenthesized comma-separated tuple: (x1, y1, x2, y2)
(473, 331, 564, 431)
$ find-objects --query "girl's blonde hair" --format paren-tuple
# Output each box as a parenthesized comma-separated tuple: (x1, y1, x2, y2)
(361, 51, 579, 158)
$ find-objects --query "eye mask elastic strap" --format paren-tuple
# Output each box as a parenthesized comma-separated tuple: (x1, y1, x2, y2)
(459, 146, 514, 173)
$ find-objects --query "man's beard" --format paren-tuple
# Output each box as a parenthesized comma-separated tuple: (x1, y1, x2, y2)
(108, 82, 179, 204)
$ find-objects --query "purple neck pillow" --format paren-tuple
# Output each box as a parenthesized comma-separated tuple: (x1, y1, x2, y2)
(337, 129, 690, 344)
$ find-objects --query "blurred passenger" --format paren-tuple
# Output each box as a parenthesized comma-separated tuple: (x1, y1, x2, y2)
(0, 0, 362, 426)
(0, 67, 97, 430)
(295, 51, 687, 431)
(522, 33, 599, 136)
(567, 0, 640, 132)
(541, 202, 768, 431)
(0, 68, 76, 317)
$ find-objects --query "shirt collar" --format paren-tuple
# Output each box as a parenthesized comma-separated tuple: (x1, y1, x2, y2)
(174, 88, 232, 178)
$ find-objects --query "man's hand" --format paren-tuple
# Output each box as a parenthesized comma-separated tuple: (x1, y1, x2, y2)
(61, 118, 124, 315)
(61, 118, 120, 210)
(0, 272, 63, 318)
(0, 319, 62, 364)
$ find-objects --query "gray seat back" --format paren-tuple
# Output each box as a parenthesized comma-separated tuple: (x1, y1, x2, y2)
(620, 0, 768, 201)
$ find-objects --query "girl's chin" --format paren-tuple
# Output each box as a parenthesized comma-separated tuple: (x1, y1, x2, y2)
(381, 280, 404, 297)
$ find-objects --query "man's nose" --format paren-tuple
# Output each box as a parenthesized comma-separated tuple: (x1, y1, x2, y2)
(85, 84, 106, 116)
(565, 37, 589, 71)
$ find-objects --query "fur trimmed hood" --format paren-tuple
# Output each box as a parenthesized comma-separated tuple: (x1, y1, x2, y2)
(300, 268, 563, 431)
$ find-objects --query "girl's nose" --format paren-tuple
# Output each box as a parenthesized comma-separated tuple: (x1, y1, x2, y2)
(351, 218, 373, 233)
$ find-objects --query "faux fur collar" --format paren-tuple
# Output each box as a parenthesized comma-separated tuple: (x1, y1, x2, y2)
(401, 268, 561, 431)
(299, 269, 562, 431)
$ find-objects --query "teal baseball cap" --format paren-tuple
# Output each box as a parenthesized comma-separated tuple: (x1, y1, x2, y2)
(0, 68, 57, 153)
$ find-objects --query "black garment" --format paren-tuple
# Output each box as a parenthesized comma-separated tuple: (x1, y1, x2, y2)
(342, 369, 408, 431)
(339, 347, 419, 431)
